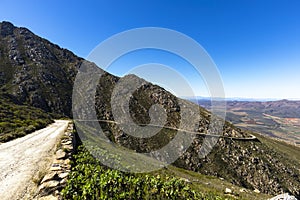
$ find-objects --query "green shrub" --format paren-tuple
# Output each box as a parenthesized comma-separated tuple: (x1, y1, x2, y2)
(62, 146, 230, 200)
(0, 96, 54, 142)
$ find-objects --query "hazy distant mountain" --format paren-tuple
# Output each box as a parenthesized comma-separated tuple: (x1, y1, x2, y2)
(191, 98, 300, 118)
(185, 96, 286, 102)
(1, 21, 299, 197)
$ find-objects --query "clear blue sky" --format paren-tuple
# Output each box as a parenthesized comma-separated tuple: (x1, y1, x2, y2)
(1, 0, 299, 99)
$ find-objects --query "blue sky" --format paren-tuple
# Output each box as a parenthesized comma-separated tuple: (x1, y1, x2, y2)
(1, 0, 299, 99)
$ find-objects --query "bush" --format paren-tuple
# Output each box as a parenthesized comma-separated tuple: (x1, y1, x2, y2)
(0, 97, 54, 142)
(62, 146, 203, 200)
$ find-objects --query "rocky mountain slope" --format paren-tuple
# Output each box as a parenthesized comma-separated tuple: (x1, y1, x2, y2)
(1, 21, 299, 198)
(88, 66, 300, 197)
(0, 21, 81, 117)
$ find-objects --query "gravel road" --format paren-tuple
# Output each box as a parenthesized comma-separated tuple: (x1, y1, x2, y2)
(0, 120, 69, 200)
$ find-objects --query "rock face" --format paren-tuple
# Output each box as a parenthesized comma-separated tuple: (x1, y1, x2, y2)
(1, 21, 300, 198)
(0, 21, 82, 116)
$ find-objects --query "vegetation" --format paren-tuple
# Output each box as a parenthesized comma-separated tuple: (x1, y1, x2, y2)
(0, 95, 53, 142)
(62, 145, 241, 200)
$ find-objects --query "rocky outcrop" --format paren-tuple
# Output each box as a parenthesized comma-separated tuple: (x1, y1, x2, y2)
(175, 136, 300, 197)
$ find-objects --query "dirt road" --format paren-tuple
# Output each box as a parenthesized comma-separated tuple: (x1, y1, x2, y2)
(0, 120, 70, 200)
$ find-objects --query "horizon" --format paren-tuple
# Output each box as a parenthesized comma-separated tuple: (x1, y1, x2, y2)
(1, 0, 299, 99)
(181, 96, 300, 102)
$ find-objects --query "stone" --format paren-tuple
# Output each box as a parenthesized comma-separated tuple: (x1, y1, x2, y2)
(60, 178, 67, 185)
(63, 144, 73, 151)
(65, 164, 71, 170)
(64, 158, 71, 165)
(62, 140, 72, 145)
(54, 190, 60, 196)
(41, 172, 58, 184)
(56, 149, 66, 159)
(50, 164, 62, 171)
(46, 180, 60, 188)
(253, 189, 260, 193)
(58, 172, 69, 179)
(39, 180, 60, 190)
(225, 188, 232, 194)
(239, 188, 247, 193)
(180, 178, 191, 183)
(52, 159, 62, 164)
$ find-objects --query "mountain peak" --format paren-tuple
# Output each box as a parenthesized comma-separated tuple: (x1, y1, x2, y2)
(0, 21, 15, 37)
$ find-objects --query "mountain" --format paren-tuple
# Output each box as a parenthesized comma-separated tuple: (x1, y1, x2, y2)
(192, 99, 300, 119)
(0, 21, 82, 117)
(1, 21, 299, 198)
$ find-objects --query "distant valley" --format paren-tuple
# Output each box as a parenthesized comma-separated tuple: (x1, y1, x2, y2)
(189, 98, 300, 146)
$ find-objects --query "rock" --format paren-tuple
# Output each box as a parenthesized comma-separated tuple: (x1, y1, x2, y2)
(239, 188, 247, 193)
(50, 180, 60, 188)
(59, 178, 67, 185)
(225, 188, 232, 194)
(50, 163, 62, 171)
(58, 172, 69, 179)
(52, 159, 62, 164)
(65, 164, 71, 170)
(180, 178, 191, 183)
(64, 158, 71, 165)
(62, 141, 72, 145)
(56, 149, 66, 159)
(41, 172, 58, 184)
(54, 190, 60, 196)
(39, 180, 60, 190)
(63, 144, 73, 151)
(253, 189, 260, 193)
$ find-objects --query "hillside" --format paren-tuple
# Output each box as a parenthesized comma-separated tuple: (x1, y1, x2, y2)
(1, 21, 299, 198)
(79, 67, 300, 197)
